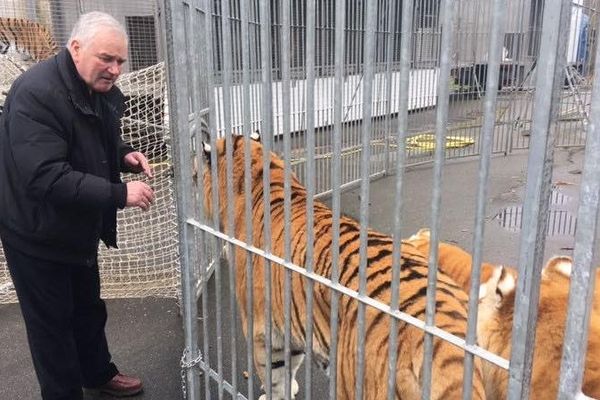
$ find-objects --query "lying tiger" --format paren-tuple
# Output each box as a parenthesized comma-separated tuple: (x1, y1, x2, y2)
(0, 17, 59, 62)
(407, 229, 600, 399)
(203, 134, 486, 400)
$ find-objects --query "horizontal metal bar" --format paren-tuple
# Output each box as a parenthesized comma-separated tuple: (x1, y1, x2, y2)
(197, 360, 249, 400)
(313, 171, 386, 200)
(187, 217, 509, 370)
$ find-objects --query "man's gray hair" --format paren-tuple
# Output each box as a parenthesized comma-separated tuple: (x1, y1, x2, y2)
(68, 11, 128, 48)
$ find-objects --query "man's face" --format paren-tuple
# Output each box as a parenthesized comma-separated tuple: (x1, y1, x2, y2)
(70, 29, 127, 93)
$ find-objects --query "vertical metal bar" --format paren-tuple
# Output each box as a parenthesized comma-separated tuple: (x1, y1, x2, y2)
(387, 1, 414, 399)
(203, 1, 225, 399)
(193, 0, 214, 396)
(422, 2, 456, 399)
(383, 0, 396, 175)
(220, 0, 237, 397)
(355, 1, 377, 399)
(327, 0, 346, 396)
(161, 0, 201, 398)
(240, 0, 255, 397)
(352, 0, 360, 182)
(462, 1, 506, 399)
(503, 0, 528, 155)
(508, 1, 571, 398)
(280, 0, 294, 398)
(259, 0, 274, 398)
(557, 15, 600, 397)
(304, 0, 316, 398)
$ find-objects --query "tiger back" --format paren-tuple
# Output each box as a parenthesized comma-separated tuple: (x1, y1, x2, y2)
(540, 254, 600, 315)
(203, 134, 486, 400)
(406, 228, 517, 292)
(0, 17, 59, 63)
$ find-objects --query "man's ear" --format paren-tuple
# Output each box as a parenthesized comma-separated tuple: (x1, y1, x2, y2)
(69, 39, 81, 60)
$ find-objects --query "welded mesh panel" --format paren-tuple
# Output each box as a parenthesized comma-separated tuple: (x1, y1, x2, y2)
(169, 0, 600, 399)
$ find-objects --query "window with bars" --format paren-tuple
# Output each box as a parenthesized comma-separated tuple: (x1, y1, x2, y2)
(210, 0, 442, 79)
(125, 15, 158, 71)
(528, 0, 544, 57)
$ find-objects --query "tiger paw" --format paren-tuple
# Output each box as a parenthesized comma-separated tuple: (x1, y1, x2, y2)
(258, 380, 299, 400)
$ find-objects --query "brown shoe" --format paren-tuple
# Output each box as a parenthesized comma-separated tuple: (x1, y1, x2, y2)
(94, 373, 143, 397)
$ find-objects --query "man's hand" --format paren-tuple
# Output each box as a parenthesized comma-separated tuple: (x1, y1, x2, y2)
(123, 151, 153, 178)
(126, 181, 155, 211)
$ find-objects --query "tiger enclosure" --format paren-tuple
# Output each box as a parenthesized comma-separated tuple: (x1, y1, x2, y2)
(1, 0, 600, 399)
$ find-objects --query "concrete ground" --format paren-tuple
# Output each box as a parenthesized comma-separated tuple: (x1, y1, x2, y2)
(0, 298, 184, 400)
(0, 145, 585, 399)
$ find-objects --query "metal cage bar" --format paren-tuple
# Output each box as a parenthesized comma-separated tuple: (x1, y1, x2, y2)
(327, 0, 346, 397)
(557, 9, 600, 396)
(508, 0, 572, 398)
(355, 0, 378, 398)
(422, 1, 457, 398)
(304, 1, 316, 398)
(162, 0, 202, 397)
(387, 1, 415, 399)
(158, 1, 600, 399)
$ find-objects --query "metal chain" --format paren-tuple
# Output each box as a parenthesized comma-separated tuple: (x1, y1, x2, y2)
(180, 347, 203, 399)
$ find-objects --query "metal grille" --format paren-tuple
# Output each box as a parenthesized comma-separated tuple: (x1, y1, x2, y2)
(166, 0, 600, 399)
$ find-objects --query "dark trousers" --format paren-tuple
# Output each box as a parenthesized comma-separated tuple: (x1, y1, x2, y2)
(2, 240, 118, 400)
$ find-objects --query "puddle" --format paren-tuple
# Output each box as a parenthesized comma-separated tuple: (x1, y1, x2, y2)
(494, 190, 577, 236)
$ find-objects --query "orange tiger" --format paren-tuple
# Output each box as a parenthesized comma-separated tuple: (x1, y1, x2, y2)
(0, 17, 59, 62)
(202, 133, 486, 400)
(406, 229, 600, 399)
(477, 258, 600, 399)
(538, 254, 600, 315)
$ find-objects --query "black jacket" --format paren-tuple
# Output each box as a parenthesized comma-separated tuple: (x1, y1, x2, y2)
(0, 49, 135, 266)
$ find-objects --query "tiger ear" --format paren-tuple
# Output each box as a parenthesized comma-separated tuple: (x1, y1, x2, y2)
(543, 255, 573, 279)
(250, 130, 261, 142)
(409, 228, 431, 241)
(199, 116, 210, 142)
(479, 265, 515, 305)
(202, 141, 211, 163)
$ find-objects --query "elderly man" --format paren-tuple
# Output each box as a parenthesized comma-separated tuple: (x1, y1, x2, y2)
(0, 11, 154, 399)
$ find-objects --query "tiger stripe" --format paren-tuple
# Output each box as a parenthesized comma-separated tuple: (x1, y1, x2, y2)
(204, 134, 486, 400)
(0, 17, 58, 63)
(407, 229, 600, 400)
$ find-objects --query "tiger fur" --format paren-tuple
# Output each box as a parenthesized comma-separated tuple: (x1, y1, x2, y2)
(538, 254, 600, 315)
(406, 229, 600, 399)
(478, 258, 600, 399)
(202, 134, 486, 400)
(0, 17, 59, 62)
(406, 228, 517, 291)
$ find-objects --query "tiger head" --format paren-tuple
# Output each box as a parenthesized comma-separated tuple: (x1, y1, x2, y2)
(476, 256, 577, 325)
(475, 255, 600, 399)
(201, 131, 293, 232)
(201, 132, 261, 226)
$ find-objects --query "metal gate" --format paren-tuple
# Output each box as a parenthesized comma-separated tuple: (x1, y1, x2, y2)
(164, 0, 600, 398)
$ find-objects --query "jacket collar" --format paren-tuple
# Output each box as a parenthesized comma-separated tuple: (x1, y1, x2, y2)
(56, 48, 125, 118)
